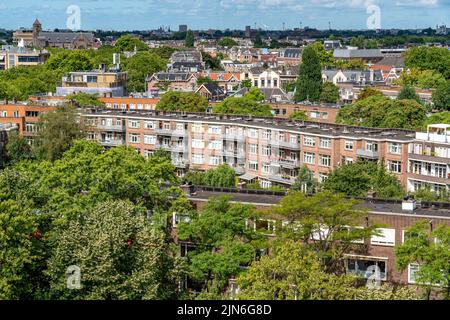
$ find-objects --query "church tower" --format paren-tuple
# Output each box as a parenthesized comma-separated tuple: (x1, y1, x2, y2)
(32, 18, 42, 47)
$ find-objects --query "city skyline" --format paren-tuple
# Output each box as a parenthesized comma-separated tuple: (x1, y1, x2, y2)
(0, 0, 448, 31)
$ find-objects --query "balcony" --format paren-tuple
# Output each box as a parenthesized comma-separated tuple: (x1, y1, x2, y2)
(155, 128, 173, 135)
(270, 140, 300, 150)
(267, 174, 296, 185)
(416, 132, 450, 143)
(234, 167, 245, 175)
(171, 130, 188, 137)
(278, 159, 301, 169)
(222, 150, 246, 158)
(97, 124, 125, 132)
(356, 149, 379, 159)
(221, 133, 246, 142)
(172, 159, 189, 168)
(100, 139, 125, 147)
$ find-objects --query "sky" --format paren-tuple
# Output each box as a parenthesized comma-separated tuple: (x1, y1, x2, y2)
(0, 0, 448, 31)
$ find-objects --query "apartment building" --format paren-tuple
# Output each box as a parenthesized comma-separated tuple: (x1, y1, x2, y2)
(0, 45, 49, 70)
(56, 66, 127, 97)
(0, 103, 54, 144)
(186, 186, 450, 285)
(99, 97, 159, 110)
(407, 124, 450, 194)
(81, 109, 415, 189)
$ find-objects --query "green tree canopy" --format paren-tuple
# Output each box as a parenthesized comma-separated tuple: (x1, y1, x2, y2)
(5, 132, 34, 164)
(432, 80, 450, 111)
(405, 46, 450, 79)
(397, 85, 422, 104)
(185, 30, 195, 48)
(236, 240, 418, 300)
(45, 50, 96, 73)
(396, 221, 450, 300)
(218, 37, 238, 47)
(203, 164, 236, 188)
(337, 95, 427, 130)
(114, 35, 149, 52)
(46, 200, 183, 299)
(65, 92, 105, 108)
(289, 110, 309, 121)
(323, 161, 405, 199)
(213, 87, 272, 117)
(34, 105, 86, 162)
(320, 81, 340, 103)
(294, 45, 323, 102)
(156, 91, 208, 112)
(123, 51, 167, 92)
(357, 87, 382, 101)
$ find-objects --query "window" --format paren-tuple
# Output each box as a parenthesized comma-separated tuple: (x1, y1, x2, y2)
(144, 135, 156, 145)
(320, 138, 331, 149)
(366, 142, 378, 152)
(408, 264, 420, 284)
(192, 154, 204, 164)
(1, 111, 7, 117)
(208, 140, 222, 150)
(319, 155, 331, 167)
(260, 180, 271, 188)
(25, 123, 37, 133)
(303, 136, 316, 147)
(262, 145, 271, 157)
(192, 139, 204, 149)
(130, 104, 136, 109)
(322, 112, 328, 119)
(144, 150, 153, 159)
(25, 111, 39, 117)
(346, 257, 387, 281)
(176, 123, 185, 132)
(144, 121, 154, 129)
(248, 161, 258, 171)
(303, 152, 315, 164)
(192, 123, 203, 133)
(249, 144, 258, 155)
(310, 111, 320, 119)
(13, 111, 19, 117)
(435, 164, 447, 178)
(248, 129, 258, 138)
(319, 173, 328, 183)
(388, 161, 402, 174)
(345, 140, 354, 151)
(209, 156, 221, 166)
(128, 120, 140, 128)
(388, 143, 401, 154)
(129, 133, 140, 143)
(262, 163, 270, 174)
(262, 130, 271, 140)
(86, 75, 97, 83)
(371, 228, 395, 246)
(208, 125, 221, 134)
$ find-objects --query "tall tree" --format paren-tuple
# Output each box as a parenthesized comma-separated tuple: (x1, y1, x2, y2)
(177, 196, 265, 298)
(5, 132, 34, 164)
(34, 105, 86, 162)
(65, 93, 105, 108)
(294, 45, 323, 102)
(320, 81, 340, 103)
(156, 91, 208, 112)
(253, 33, 264, 48)
(123, 51, 167, 92)
(396, 221, 450, 300)
(46, 200, 184, 300)
(397, 85, 422, 104)
(432, 80, 450, 111)
(236, 240, 418, 300)
(203, 164, 236, 188)
(266, 191, 379, 272)
(185, 30, 195, 48)
(323, 161, 405, 199)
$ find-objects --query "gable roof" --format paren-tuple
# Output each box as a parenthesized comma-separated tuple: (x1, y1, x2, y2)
(147, 72, 196, 82)
(196, 82, 225, 96)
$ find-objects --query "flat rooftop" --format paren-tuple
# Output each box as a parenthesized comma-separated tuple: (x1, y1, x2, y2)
(187, 187, 450, 219)
(82, 108, 416, 142)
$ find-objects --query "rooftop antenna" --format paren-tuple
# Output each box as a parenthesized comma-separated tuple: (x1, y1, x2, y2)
(328, 21, 331, 30)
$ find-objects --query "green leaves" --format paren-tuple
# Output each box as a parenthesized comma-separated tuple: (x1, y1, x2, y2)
(395, 221, 450, 299)
(156, 91, 208, 112)
(294, 45, 323, 103)
(337, 95, 427, 130)
(323, 161, 405, 199)
(213, 87, 272, 117)
(122, 51, 167, 92)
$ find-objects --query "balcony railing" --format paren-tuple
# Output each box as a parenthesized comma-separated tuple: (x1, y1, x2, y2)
(172, 159, 189, 168)
(100, 139, 125, 146)
(270, 140, 300, 149)
(356, 149, 379, 159)
(155, 128, 173, 135)
(221, 133, 246, 141)
(97, 124, 125, 131)
(222, 150, 246, 158)
(267, 174, 296, 185)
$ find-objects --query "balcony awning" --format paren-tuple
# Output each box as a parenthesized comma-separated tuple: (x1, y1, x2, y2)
(238, 173, 257, 181)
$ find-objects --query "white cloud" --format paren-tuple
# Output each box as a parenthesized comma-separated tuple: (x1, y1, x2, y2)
(395, 0, 438, 7)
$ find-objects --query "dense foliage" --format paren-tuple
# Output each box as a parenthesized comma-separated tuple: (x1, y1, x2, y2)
(213, 87, 272, 117)
(156, 91, 208, 112)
